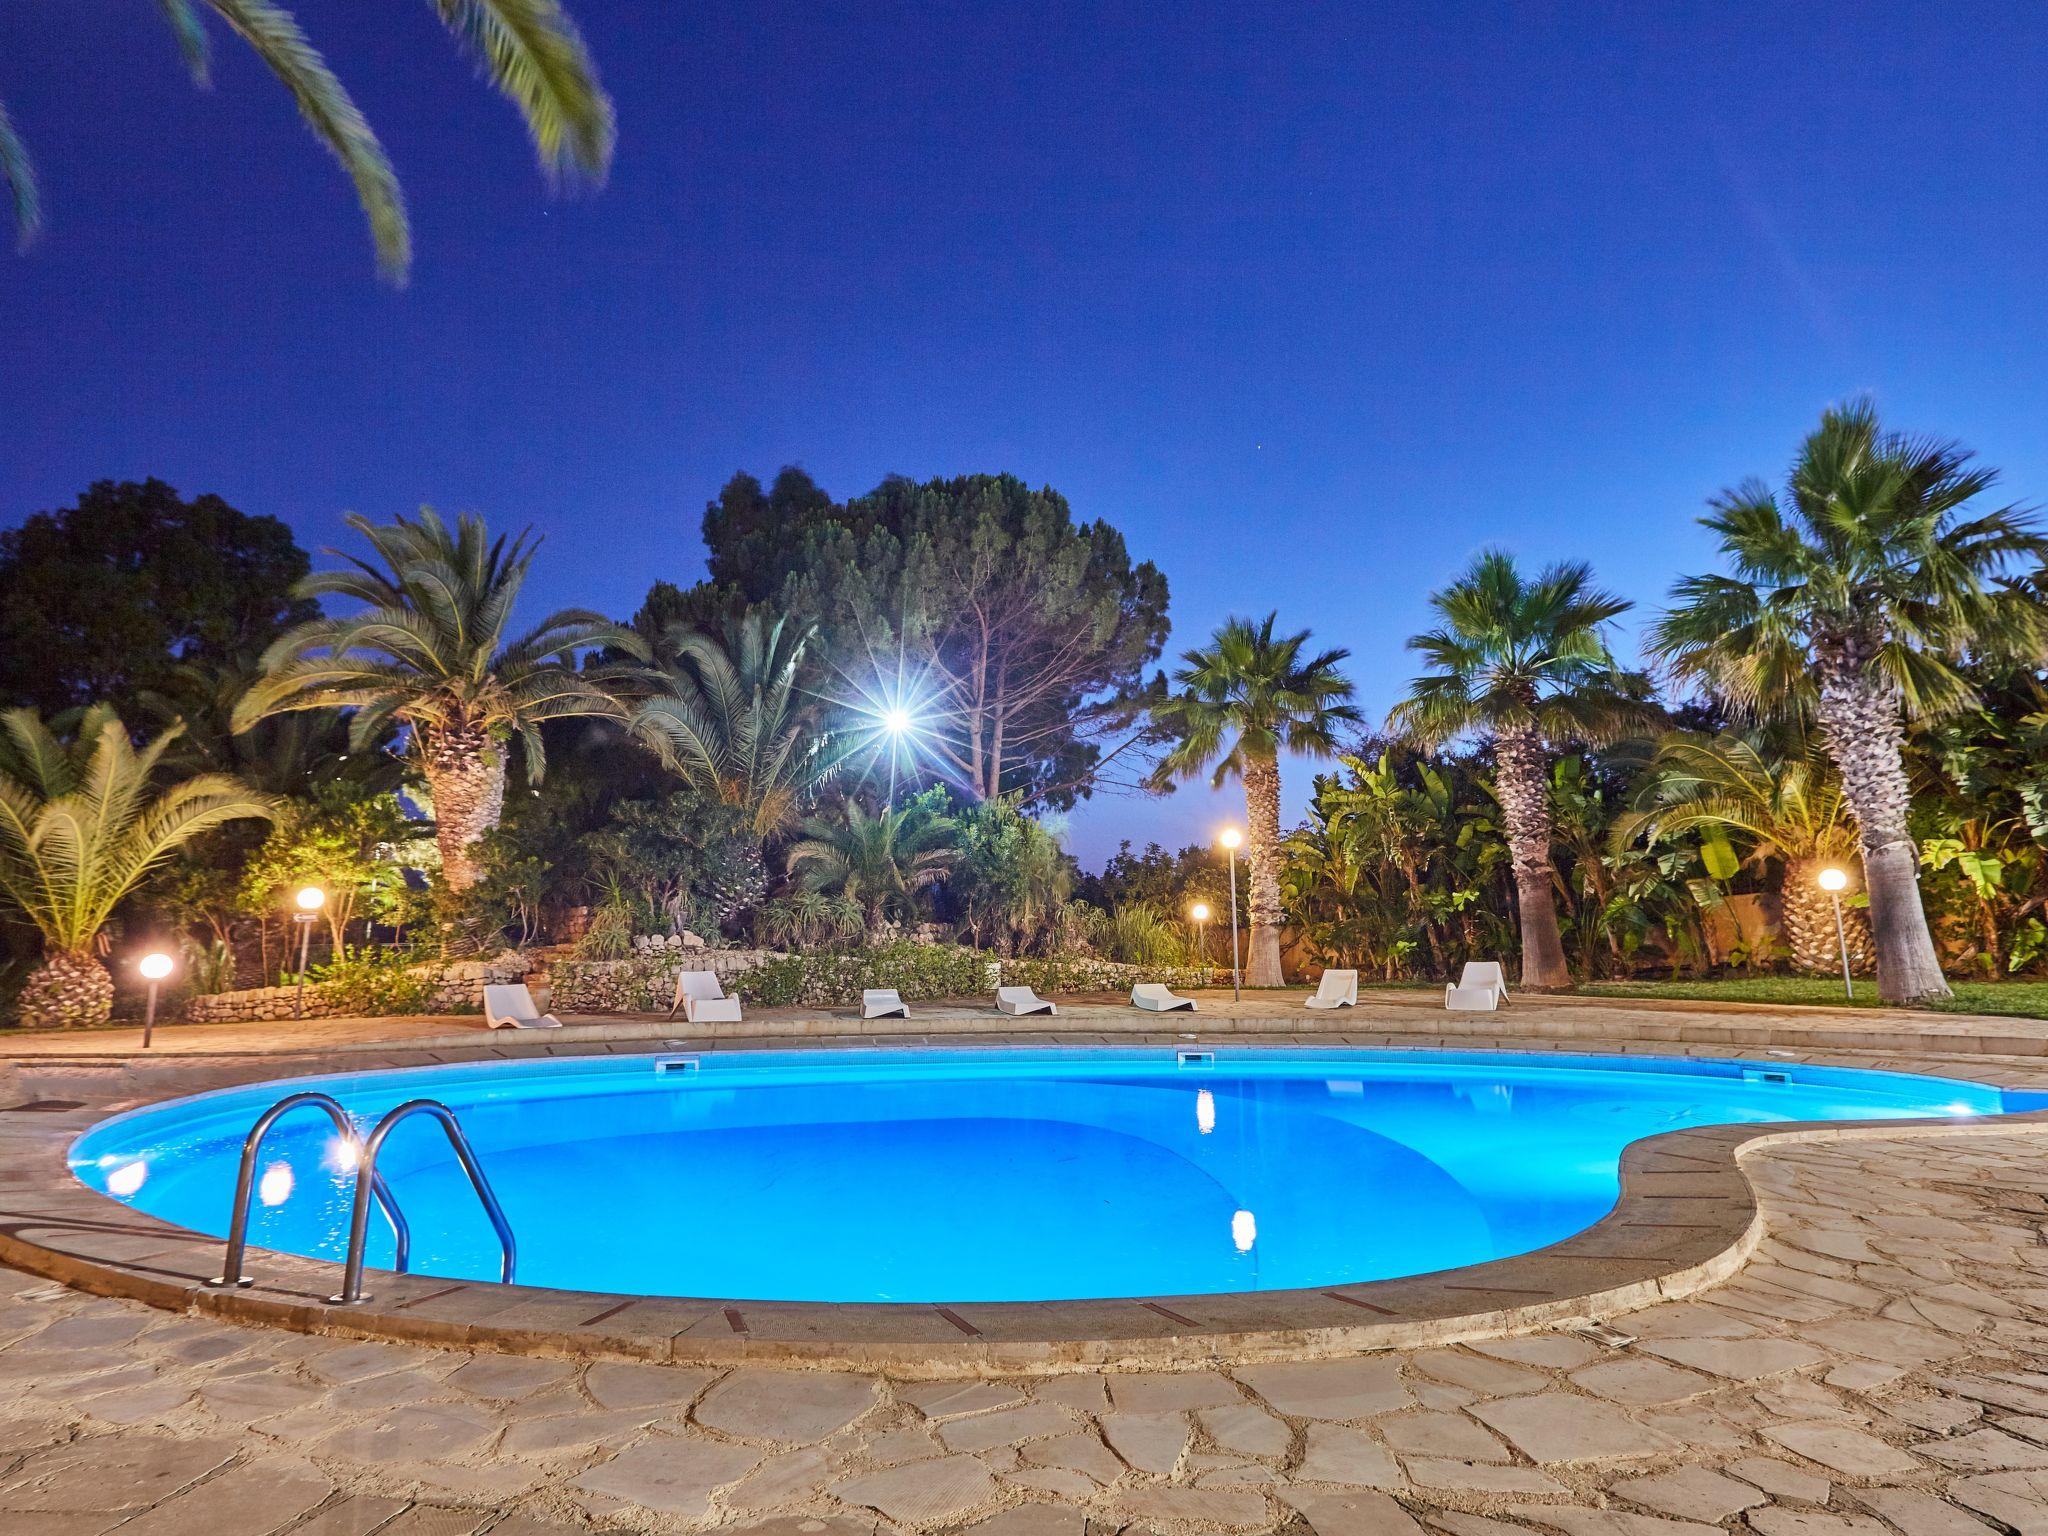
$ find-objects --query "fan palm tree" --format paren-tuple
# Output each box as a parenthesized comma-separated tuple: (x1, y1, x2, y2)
(0, 707, 274, 1028)
(1390, 551, 1655, 990)
(1613, 731, 1871, 975)
(785, 796, 959, 942)
(234, 509, 645, 891)
(629, 613, 826, 839)
(1150, 614, 1360, 986)
(2, 0, 613, 282)
(1651, 401, 2048, 1002)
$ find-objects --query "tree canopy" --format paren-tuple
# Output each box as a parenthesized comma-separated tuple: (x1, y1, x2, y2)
(0, 480, 318, 716)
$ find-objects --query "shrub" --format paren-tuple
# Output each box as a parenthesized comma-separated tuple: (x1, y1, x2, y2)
(308, 944, 441, 1016)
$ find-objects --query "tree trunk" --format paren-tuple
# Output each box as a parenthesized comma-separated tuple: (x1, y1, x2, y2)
(1813, 654, 1951, 1002)
(18, 948, 114, 1029)
(420, 724, 507, 893)
(1495, 727, 1571, 990)
(1240, 753, 1287, 987)
(1781, 857, 1874, 975)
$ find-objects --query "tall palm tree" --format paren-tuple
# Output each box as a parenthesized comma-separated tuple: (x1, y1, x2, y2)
(1390, 551, 1654, 990)
(0, 707, 274, 1028)
(1613, 731, 1872, 975)
(3, 0, 613, 282)
(1651, 401, 2047, 1002)
(234, 509, 645, 890)
(786, 797, 959, 942)
(628, 613, 826, 839)
(1150, 614, 1360, 987)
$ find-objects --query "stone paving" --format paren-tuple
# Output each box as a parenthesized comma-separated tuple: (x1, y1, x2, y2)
(4, 1122, 2047, 1536)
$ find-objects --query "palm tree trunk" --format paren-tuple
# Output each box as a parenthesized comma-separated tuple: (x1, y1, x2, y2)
(1241, 753, 1287, 986)
(1814, 659, 1950, 1003)
(421, 725, 506, 892)
(1781, 857, 1874, 975)
(18, 947, 114, 1029)
(1495, 727, 1571, 990)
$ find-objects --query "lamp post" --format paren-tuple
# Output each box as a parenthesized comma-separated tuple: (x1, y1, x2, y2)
(1817, 867, 1854, 1002)
(137, 951, 174, 1050)
(1218, 828, 1244, 1003)
(292, 886, 325, 1020)
(1189, 901, 1211, 981)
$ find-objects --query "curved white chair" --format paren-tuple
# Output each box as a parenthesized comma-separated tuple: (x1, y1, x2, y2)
(483, 983, 561, 1030)
(1445, 961, 1510, 1011)
(862, 988, 909, 1019)
(996, 986, 1056, 1016)
(1131, 983, 1196, 1012)
(669, 969, 744, 1023)
(1302, 969, 1358, 1009)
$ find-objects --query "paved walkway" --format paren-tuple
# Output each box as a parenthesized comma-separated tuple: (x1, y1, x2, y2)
(5, 1122, 2047, 1535)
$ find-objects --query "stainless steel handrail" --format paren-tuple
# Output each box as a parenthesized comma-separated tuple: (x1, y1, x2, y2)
(334, 1098, 515, 1305)
(211, 1091, 409, 1289)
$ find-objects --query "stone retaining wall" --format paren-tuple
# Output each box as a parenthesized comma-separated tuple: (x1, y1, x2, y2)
(182, 953, 530, 1022)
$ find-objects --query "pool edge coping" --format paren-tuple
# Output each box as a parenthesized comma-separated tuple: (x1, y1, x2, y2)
(6, 1038, 2048, 1377)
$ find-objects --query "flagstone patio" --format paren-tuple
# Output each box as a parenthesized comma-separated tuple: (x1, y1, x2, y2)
(3, 1017, 2047, 1534)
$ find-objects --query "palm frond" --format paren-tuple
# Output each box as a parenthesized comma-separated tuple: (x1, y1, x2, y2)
(0, 96, 40, 252)
(429, 0, 614, 184)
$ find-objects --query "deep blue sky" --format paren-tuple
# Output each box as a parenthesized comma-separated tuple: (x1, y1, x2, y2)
(4, 2, 2045, 864)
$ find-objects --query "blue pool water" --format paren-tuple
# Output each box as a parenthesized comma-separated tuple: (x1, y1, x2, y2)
(69, 1048, 2041, 1303)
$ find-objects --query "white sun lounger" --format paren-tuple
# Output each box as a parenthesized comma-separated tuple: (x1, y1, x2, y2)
(669, 969, 744, 1023)
(1445, 961, 1510, 1012)
(996, 985, 1056, 1016)
(1302, 969, 1358, 1009)
(1131, 983, 1196, 1012)
(482, 983, 562, 1030)
(862, 988, 909, 1019)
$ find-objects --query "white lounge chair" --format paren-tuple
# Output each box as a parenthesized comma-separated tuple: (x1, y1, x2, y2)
(668, 969, 744, 1024)
(862, 988, 909, 1019)
(1445, 961, 1510, 1012)
(1302, 969, 1358, 1009)
(482, 984, 562, 1030)
(1131, 983, 1196, 1012)
(996, 985, 1056, 1016)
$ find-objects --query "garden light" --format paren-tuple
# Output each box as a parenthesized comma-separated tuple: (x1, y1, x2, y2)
(137, 949, 174, 1049)
(1818, 867, 1854, 1000)
(1189, 901, 1210, 923)
(296, 885, 326, 911)
(1218, 830, 1244, 1001)
(291, 886, 325, 1020)
(882, 706, 913, 735)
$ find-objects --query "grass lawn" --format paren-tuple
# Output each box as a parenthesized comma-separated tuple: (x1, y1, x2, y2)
(1573, 976, 2048, 1019)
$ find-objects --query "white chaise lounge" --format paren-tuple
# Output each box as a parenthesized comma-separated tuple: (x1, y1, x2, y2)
(862, 988, 909, 1019)
(996, 985, 1056, 1016)
(482, 983, 562, 1030)
(1445, 961, 1511, 1012)
(1131, 983, 1196, 1012)
(668, 969, 744, 1023)
(1303, 968, 1358, 1009)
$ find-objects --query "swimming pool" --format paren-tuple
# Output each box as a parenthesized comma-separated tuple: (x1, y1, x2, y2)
(68, 1047, 2041, 1304)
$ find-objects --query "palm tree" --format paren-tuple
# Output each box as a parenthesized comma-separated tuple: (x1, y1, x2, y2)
(3, 0, 613, 282)
(785, 796, 959, 942)
(1390, 551, 1655, 990)
(1150, 614, 1360, 987)
(629, 613, 826, 839)
(1614, 731, 1872, 975)
(1651, 401, 2047, 1002)
(0, 707, 274, 1028)
(234, 509, 645, 891)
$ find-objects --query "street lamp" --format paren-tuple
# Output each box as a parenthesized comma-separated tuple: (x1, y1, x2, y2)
(137, 951, 174, 1050)
(1218, 828, 1244, 1003)
(1817, 867, 1854, 1001)
(879, 705, 915, 806)
(292, 886, 325, 1020)
(1189, 901, 1211, 977)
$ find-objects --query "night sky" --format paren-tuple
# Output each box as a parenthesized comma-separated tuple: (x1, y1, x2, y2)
(3, 2, 2045, 863)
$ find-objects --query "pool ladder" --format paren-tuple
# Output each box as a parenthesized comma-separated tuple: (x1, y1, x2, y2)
(210, 1092, 516, 1306)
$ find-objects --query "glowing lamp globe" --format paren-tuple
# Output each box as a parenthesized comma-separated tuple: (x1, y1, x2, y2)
(1189, 901, 1210, 923)
(295, 885, 326, 912)
(138, 952, 174, 982)
(1218, 827, 1243, 850)
(882, 707, 913, 735)
(1817, 868, 1850, 894)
